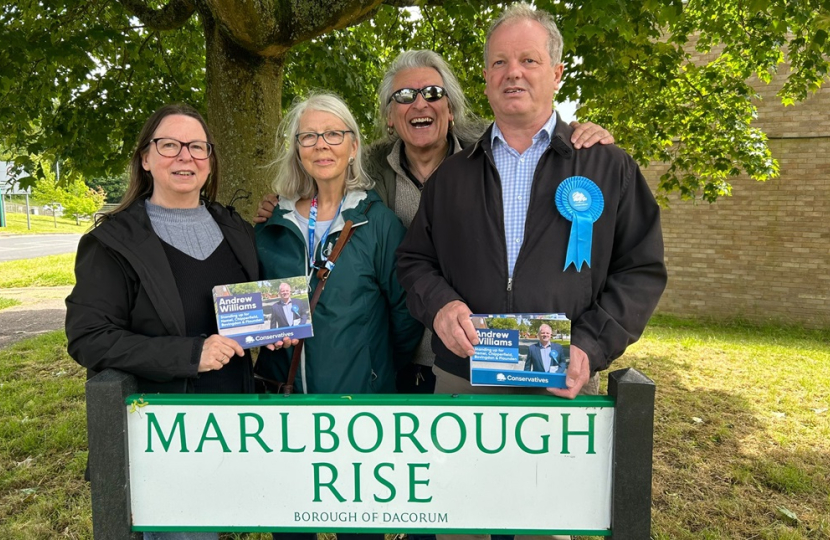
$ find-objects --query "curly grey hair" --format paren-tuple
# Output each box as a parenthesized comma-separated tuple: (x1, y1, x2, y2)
(271, 93, 372, 199)
(484, 2, 563, 67)
(377, 49, 483, 143)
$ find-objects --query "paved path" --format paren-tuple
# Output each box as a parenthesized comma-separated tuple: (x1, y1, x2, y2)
(0, 234, 82, 262)
(0, 286, 72, 348)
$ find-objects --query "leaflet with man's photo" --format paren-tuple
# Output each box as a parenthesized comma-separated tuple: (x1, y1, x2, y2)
(470, 313, 571, 388)
(212, 277, 313, 349)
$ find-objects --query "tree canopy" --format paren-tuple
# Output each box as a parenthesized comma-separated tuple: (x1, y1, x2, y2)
(2, 0, 828, 216)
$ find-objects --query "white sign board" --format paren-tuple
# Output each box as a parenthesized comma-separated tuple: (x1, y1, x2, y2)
(126, 395, 614, 535)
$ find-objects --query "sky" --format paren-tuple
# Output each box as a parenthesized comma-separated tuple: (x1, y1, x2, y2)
(556, 100, 577, 123)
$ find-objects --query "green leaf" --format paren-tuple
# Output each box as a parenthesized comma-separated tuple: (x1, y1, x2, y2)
(748, 0, 769, 14)
(776, 506, 799, 526)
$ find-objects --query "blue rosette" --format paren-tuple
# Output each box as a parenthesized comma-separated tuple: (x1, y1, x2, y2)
(555, 176, 604, 271)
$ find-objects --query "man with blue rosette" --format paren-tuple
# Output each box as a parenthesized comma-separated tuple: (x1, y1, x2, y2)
(524, 324, 566, 373)
(397, 0, 666, 483)
(397, 7, 666, 537)
(269, 282, 308, 329)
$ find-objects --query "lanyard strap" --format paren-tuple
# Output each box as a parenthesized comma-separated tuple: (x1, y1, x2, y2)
(307, 195, 345, 269)
(281, 217, 358, 397)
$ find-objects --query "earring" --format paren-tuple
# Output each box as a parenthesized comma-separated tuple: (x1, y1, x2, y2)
(348, 156, 355, 165)
(449, 119, 455, 132)
(387, 125, 395, 136)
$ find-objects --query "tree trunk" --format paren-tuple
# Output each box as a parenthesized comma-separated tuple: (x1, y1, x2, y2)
(202, 12, 284, 219)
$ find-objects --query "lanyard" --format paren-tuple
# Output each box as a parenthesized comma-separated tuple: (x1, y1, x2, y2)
(307, 195, 345, 269)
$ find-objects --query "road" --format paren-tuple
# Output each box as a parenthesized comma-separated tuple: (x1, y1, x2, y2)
(0, 234, 82, 262)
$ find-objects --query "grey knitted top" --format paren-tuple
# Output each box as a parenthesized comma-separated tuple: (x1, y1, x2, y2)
(145, 199, 224, 260)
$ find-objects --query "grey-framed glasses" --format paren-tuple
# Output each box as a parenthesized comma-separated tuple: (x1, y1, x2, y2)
(295, 130, 353, 147)
(150, 138, 213, 160)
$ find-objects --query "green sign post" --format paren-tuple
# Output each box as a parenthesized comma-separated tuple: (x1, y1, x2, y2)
(85, 368, 655, 540)
(0, 184, 6, 227)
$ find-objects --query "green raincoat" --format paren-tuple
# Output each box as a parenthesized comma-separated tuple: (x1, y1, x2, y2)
(255, 189, 423, 394)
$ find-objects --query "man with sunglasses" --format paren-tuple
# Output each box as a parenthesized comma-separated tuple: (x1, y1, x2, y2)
(397, 2, 666, 407)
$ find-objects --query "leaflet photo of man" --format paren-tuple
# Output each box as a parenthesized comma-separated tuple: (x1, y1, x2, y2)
(524, 324, 566, 373)
(270, 282, 308, 329)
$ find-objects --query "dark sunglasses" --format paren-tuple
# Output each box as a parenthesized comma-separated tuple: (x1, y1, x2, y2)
(389, 85, 447, 104)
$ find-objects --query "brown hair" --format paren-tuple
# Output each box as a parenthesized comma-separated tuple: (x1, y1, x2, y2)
(100, 103, 219, 223)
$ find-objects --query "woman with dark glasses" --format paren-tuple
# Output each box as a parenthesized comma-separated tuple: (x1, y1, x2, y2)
(66, 104, 294, 540)
(68, 104, 261, 397)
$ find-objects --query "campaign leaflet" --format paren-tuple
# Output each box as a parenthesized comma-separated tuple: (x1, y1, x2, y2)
(469, 313, 571, 389)
(212, 277, 313, 349)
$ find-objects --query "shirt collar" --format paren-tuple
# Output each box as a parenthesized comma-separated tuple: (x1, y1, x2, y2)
(491, 111, 557, 148)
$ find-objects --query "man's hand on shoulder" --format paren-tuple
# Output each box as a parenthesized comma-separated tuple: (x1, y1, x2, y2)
(547, 344, 590, 399)
(433, 300, 479, 358)
(569, 121, 615, 149)
(253, 193, 279, 224)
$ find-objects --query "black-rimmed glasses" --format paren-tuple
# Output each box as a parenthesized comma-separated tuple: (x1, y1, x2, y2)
(150, 138, 213, 160)
(295, 130, 354, 147)
(389, 85, 447, 104)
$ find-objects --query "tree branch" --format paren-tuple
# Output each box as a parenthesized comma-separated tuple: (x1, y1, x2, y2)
(284, 1, 389, 49)
(117, 0, 196, 31)
(155, 33, 181, 86)
(422, 5, 437, 50)
(202, 0, 385, 56)
(200, 0, 464, 57)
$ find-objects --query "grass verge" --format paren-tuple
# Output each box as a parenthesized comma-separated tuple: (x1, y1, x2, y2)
(0, 253, 76, 288)
(0, 297, 22, 310)
(0, 332, 90, 539)
(0, 212, 92, 234)
(592, 315, 830, 540)
(1, 317, 827, 539)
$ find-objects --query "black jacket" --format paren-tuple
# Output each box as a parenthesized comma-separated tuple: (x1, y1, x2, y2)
(65, 199, 259, 393)
(396, 116, 667, 379)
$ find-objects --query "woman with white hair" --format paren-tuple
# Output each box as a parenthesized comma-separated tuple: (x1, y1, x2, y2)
(255, 92, 423, 400)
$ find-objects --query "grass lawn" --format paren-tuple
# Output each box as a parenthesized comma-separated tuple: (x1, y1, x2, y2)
(602, 317, 830, 540)
(0, 212, 92, 234)
(0, 253, 76, 288)
(0, 297, 22, 310)
(0, 316, 827, 539)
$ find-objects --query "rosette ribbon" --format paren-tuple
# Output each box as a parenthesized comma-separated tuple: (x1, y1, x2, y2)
(555, 176, 604, 272)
